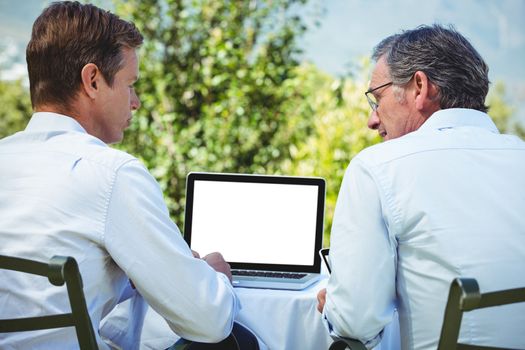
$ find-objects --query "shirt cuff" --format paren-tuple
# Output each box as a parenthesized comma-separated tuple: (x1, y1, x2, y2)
(218, 272, 242, 312)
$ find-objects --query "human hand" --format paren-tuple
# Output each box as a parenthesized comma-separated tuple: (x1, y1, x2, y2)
(317, 288, 327, 313)
(191, 250, 201, 258)
(203, 252, 232, 282)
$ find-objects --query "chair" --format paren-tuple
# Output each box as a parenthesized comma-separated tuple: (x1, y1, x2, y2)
(0, 254, 98, 350)
(438, 277, 525, 350)
(328, 338, 367, 350)
(171, 334, 239, 350)
(170, 322, 260, 350)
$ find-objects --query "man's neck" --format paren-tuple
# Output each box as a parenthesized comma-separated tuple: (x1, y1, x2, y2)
(35, 104, 72, 117)
(35, 101, 93, 133)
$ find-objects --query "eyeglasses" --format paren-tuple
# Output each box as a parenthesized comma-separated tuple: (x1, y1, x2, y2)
(365, 81, 393, 111)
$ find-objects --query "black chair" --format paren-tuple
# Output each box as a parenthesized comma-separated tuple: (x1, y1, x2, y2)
(0, 254, 98, 350)
(171, 334, 239, 350)
(438, 277, 525, 350)
(170, 322, 259, 350)
(328, 338, 367, 350)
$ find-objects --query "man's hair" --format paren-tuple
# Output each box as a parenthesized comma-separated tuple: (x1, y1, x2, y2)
(26, 1, 143, 109)
(372, 24, 489, 112)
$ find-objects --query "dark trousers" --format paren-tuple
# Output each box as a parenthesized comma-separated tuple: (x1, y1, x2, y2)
(168, 322, 260, 350)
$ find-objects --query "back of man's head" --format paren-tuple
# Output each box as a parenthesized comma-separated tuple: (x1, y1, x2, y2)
(26, 1, 143, 110)
(372, 24, 489, 112)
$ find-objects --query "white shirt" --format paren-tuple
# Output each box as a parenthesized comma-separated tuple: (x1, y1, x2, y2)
(323, 108, 525, 350)
(0, 112, 239, 349)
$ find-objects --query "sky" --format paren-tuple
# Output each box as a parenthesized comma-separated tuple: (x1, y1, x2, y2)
(1, 0, 524, 124)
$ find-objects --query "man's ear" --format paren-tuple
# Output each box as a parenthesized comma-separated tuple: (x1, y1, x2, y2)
(80, 63, 102, 99)
(413, 71, 439, 112)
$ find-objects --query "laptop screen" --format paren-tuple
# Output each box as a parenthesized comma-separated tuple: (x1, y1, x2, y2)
(184, 172, 325, 273)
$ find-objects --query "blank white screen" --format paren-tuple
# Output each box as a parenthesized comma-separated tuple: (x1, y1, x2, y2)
(190, 180, 319, 265)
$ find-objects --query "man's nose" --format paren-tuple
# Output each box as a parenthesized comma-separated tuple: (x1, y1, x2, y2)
(367, 110, 380, 130)
(131, 90, 141, 110)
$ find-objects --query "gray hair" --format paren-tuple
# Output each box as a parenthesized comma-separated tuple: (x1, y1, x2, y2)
(372, 24, 489, 112)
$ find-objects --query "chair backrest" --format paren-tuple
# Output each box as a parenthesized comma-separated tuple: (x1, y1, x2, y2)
(328, 339, 367, 350)
(438, 277, 525, 350)
(0, 254, 98, 350)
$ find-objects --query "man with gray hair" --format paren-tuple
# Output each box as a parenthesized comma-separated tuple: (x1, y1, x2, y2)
(316, 25, 525, 349)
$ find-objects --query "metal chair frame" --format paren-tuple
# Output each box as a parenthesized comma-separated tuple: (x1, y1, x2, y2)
(0, 254, 98, 350)
(438, 277, 525, 350)
(329, 338, 367, 350)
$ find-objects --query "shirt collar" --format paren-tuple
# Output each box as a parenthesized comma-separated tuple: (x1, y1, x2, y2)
(419, 108, 500, 134)
(26, 112, 87, 134)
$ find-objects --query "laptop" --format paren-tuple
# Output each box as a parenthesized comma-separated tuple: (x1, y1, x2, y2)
(184, 172, 325, 290)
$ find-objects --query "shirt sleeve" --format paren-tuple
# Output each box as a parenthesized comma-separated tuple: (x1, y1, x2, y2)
(103, 159, 239, 342)
(99, 291, 148, 350)
(323, 157, 397, 347)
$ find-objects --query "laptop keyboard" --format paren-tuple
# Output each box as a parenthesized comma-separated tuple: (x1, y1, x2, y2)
(232, 270, 307, 279)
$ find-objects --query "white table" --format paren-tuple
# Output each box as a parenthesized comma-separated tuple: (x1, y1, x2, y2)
(138, 275, 400, 350)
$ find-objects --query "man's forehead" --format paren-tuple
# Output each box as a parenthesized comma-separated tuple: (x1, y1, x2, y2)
(120, 48, 139, 75)
(369, 57, 389, 86)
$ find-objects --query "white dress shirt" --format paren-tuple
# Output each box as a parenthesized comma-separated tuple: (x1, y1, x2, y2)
(0, 112, 239, 349)
(323, 108, 525, 350)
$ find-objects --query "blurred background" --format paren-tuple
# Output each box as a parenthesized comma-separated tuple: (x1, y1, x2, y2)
(1, 0, 524, 244)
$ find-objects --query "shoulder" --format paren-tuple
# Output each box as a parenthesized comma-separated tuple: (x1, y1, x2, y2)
(352, 132, 424, 169)
(88, 143, 138, 169)
(58, 131, 140, 171)
(353, 122, 525, 173)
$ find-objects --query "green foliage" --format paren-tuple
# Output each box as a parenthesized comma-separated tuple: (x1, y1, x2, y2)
(281, 62, 380, 245)
(114, 0, 313, 227)
(487, 81, 525, 139)
(0, 79, 32, 139)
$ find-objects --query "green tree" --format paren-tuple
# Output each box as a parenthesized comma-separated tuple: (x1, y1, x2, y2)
(281, 62, 380, 244)
(487, 81, 525, 139)
(0, 79, 32, 139)
(114, 0, 312, 226)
